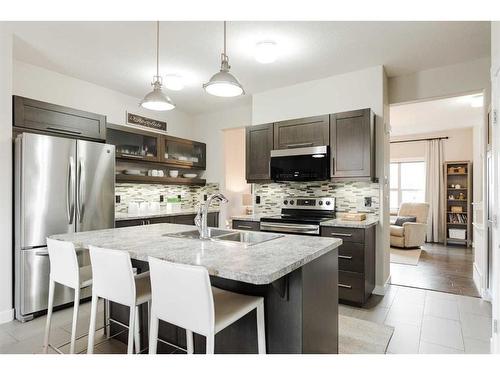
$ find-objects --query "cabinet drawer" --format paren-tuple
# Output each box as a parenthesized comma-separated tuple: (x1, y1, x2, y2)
(338, 243, 364, 273)
(321, 226, 365, 243)
(338, 271, 365, 304)
(232, 220, 260, 231)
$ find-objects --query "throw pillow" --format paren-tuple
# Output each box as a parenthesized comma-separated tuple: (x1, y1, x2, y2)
(394, 216, 417, 226)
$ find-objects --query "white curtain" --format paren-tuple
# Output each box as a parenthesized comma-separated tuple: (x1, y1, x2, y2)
(425, 139, 445, 242)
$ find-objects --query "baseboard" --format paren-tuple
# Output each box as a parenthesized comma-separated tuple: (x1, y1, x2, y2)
(0, 308, 14, 324)
(373, 275, 392, 295)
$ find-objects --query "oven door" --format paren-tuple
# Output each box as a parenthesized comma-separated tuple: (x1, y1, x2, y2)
(260, 222, 320, 235)
(270, 146, 330, 182)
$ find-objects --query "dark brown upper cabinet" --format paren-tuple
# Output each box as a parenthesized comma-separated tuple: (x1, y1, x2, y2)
(273, 115, 329, 149)
(13, 96, 106, 141)
(162, 135, 206, 169)
(107, 123, 162, 162)
(330, 109, 375, 180)
(246, 123, 274, 182)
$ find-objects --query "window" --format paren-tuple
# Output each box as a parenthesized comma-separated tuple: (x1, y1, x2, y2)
(390, 161, 426, 211)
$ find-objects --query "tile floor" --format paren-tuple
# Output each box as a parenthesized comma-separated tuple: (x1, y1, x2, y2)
(340, 285, 493, 354)
(0, 285, 493, 354)
(390, 243, 479, 297)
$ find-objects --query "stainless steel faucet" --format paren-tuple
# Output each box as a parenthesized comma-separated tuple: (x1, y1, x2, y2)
(195, 193, 229, 239)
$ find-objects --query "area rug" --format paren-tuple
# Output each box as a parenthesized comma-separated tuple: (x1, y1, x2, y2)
(338, 315, 394, 354)
(390, 247, 422, 266)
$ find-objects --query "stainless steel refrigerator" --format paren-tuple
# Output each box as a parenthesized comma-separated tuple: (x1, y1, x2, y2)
(14, 132, 115, 322)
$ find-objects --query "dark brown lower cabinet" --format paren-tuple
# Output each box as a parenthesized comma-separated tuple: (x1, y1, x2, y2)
(321, 225, 375, 306)
(115, 212, 219, 228)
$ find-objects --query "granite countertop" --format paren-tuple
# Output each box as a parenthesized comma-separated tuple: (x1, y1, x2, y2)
(231, 214, 269, 222)
(115, 208, 220, 221)
(51, 224, 341, 285)
(231, 213, 379, 228)
(321, 215, 379, 228)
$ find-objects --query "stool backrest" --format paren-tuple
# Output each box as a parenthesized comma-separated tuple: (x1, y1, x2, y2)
(46, 238, 80, 288)
(148, 256, 215, 336)
(89, 245, 136, 306)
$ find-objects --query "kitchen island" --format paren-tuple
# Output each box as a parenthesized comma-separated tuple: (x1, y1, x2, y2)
(52, 223, 341, 354)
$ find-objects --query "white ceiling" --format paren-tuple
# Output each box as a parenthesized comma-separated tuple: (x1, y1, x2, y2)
(7, 21, 491, 114)
(390, 94, 484, 136)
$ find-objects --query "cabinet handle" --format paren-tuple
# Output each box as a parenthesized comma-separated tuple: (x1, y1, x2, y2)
(338, 255, 353, 260)
(329, 232, 352, 237)
(339, 283, 352, 289)
(237, 225, 254, 229)
(286, 142, 314, 148)
(47, 126, 82, 135)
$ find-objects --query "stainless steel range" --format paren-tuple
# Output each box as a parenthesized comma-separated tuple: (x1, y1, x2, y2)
(260, 197, 335, 235)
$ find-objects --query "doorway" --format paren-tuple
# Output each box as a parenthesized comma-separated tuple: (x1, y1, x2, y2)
(388, 93, 486, 297)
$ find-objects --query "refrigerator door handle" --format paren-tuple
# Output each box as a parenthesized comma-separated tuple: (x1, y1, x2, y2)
(77, 158, 86, 223)
(67, 157, 76, 224)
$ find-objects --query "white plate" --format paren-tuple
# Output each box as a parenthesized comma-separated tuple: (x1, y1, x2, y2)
(183, 173, 197, 178)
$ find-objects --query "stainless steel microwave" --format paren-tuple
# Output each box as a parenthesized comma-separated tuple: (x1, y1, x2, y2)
(270, 146, 330, 182)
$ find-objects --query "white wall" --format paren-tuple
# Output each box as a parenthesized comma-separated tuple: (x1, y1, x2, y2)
(13, 61, 195, 139)
(252, 65, 391, 293)
(388, 58, 491, 105)
(390, 128, 474, 162)
(192, 104, 252, 226)
(223, 128, 251, 224)
(0, 28, 13, 323)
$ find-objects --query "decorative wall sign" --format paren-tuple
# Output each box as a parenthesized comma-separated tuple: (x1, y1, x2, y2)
(126, 112, 167, 132)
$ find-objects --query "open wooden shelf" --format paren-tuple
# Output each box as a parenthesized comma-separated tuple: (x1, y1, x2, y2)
(116, 174, 206, 186)
(444, 161, 472, 247)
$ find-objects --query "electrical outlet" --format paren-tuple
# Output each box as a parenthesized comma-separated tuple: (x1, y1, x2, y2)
(159, 195, 164, 203)
(256, 195, 261, 204)
(115, 195, 120, 204)
(203, 194, 207, 201)
(364, 197, 372, 208)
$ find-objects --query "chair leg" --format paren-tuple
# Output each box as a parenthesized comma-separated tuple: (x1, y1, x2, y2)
(148, 314, 158, 355)
(104, 299, 111, 339)
(186, 330, 194, 354)
(43, 279, 55, 354)
(69, 288, 80, 354)
(87, 294, 99, 354)
(256, 301, 266, 354)
(134, 306, 141, 354)
(206, 334, 215, 354)
(127, 306, 135, 354)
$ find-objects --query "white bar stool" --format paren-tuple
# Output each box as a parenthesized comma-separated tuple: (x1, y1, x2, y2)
(43, 238, 93, 354)
(87, 245, 151, 354)
(147, 256, 266, 354)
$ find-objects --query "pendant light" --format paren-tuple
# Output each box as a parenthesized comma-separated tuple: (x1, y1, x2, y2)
(203, 21, 244, 97)
(140, 21, 175, 111)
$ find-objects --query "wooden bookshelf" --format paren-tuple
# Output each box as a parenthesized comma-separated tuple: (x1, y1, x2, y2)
(444, 161, 472, 246)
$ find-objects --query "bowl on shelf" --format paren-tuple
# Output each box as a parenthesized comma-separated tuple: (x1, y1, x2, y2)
(183, 173, 197, 179)
(169, 170, 179, 178)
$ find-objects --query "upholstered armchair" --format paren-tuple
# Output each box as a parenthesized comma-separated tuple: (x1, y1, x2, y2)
(390, 202, 430, 248)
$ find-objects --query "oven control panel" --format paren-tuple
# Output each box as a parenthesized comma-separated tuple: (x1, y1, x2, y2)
(282, 197, 335, 210)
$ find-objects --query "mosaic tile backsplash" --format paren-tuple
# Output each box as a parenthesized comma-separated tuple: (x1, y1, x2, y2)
(253, 181, 380, 215)
(115, 183, 220, 213)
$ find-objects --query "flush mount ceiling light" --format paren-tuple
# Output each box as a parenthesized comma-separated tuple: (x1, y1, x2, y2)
(140, 21, 175, 111)
(255, 41, 278, 64)
(203, 21, 244, 97)
(470, 94, 483, 108)
(164, 75, 184, 91)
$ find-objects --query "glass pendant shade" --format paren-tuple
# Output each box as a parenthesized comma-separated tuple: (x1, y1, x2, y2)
(140, 78, 175, 111)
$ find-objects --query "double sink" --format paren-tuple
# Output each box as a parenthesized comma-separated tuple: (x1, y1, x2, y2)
(163, 228, 282, 247)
